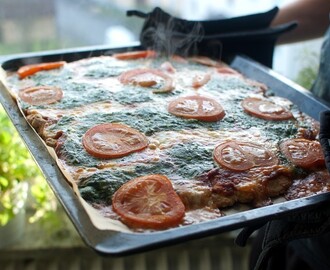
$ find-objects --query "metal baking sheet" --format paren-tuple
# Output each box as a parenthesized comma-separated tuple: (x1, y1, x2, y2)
(1, 46, 330, 256)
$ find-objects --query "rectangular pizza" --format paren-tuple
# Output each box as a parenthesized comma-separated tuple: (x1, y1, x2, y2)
(1, 50, 330, 232)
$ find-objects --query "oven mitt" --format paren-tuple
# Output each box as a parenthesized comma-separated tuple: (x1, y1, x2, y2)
(127, 6, 279, 36)
(320, 110, 330, 172)
(236, 201, 330, 270)
(127, 7, 297, 67)
(235, 110, 330, 270)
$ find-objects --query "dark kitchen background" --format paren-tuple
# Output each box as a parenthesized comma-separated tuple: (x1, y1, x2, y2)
(0, 0, 325, 269)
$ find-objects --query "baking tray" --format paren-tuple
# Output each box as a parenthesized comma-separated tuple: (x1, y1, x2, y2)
(1, 45, 330, 256)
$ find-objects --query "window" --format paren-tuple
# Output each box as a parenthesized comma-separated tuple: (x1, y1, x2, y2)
(0, 0, 321, 85)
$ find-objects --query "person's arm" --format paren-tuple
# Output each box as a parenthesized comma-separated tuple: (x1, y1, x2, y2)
(271, 0, 330, 44)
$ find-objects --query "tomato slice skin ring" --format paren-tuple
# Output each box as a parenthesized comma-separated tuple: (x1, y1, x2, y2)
(168, 95, 225, 122)
(119, 68, 174, 93)
(213, 140, 278, 171)
(17, 61, 66, 79)
(82, 123, 148, 159)
(213, 141, 254, 171)
(112, 50, 157, 60)
(112, 174, 185, 230)
(279, 138, 325, 169)
(18, 86, 63, 105)
(189, 56, 222, 67)
(242, 97, 293, 121)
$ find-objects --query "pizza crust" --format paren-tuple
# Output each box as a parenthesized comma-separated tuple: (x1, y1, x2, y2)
(1, 53, 330, 232)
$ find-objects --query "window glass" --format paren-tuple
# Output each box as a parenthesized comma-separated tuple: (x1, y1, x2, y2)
(0, 0, 320, 84)
(0, 0, 283, 55)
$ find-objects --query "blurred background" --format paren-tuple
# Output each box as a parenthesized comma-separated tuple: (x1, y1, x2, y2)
(0, 0, 324, 269)
(0, 0, 322, 85)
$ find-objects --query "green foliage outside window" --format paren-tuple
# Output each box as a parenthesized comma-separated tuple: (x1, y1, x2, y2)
(0, 106, 57, 226)
(294, 48, 319, 89)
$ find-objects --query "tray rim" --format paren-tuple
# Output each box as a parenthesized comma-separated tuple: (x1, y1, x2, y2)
(1, 46, 330, 256)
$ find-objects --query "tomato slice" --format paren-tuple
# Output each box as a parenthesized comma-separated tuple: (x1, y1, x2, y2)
(18, 86, 63, 105)
(112, 174, 185, 229)
(216, 67, 240, 75)
(170, 55, 188, 64)
(168, 95, 225, 122)
(242, 97, 293, 121)
(119, 68, 174, 93)
(160, 61, 176, 73)
(82, 123, 148, 159)
(112, 50, 157, 60)
(192, 73, 212, 88)
(213, 140, 279, 171)
(189, 56, 222, 67)
(279, 138, 325, 169)
(17, 61, 66, 79)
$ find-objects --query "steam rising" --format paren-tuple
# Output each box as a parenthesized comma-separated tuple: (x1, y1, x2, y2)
(128, 8, 224, 59)
(141, 16, 205, 57)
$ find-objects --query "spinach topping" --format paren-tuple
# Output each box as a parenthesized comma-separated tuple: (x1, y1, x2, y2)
(11, 56, 305, 208)
(83, 65, 126, 78)
(78, 142, 215, 202)
(50, 96, 299, 168)
(79, 169, 131, 204)
(112, 87, 154, 105)
(165, 142, 215, 179)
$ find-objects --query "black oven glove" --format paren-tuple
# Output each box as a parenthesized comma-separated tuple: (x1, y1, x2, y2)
(235, 110, 330, 270)
(127, 6, 279, 37)
(319, 110, 330, 172)
(235, 200, 330, 270)
(127, 7, 297, 67)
